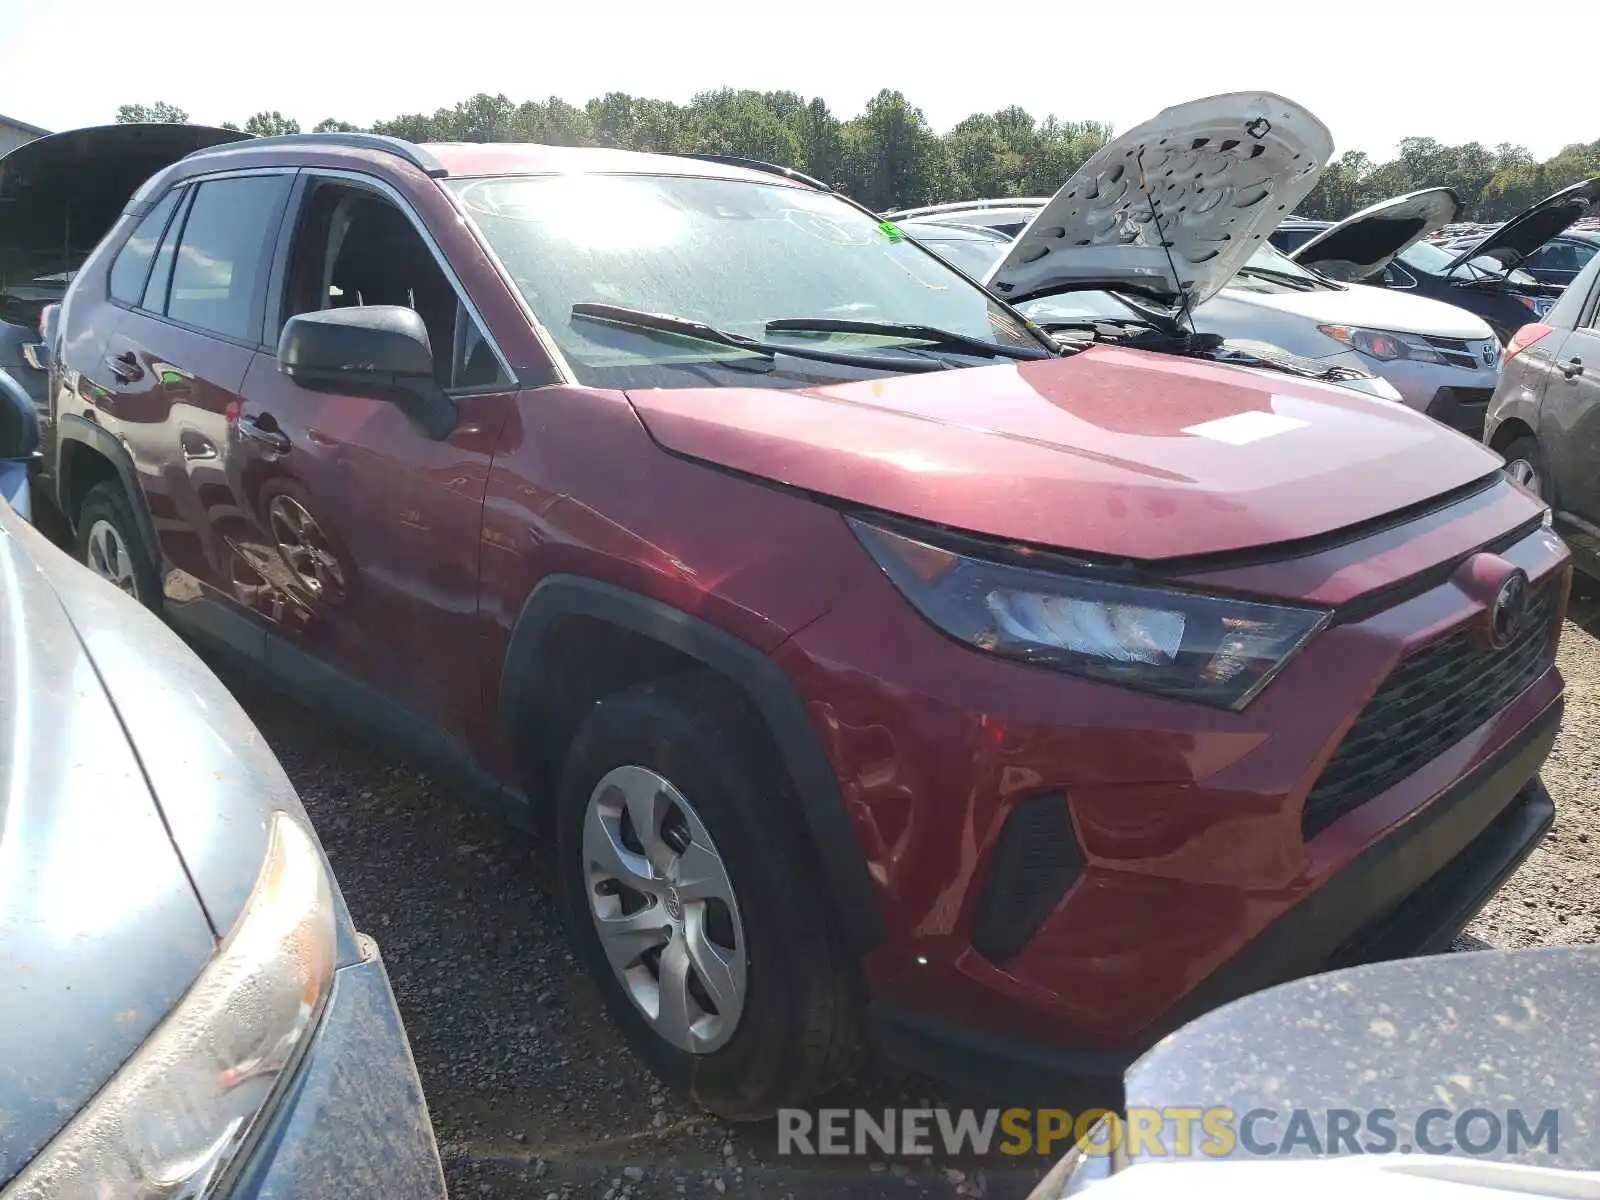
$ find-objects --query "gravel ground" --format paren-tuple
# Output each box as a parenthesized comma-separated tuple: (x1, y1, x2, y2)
(220, 599, 1600, 1200)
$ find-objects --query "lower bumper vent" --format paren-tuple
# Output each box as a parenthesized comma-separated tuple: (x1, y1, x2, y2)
(971, 792, 1082, 965)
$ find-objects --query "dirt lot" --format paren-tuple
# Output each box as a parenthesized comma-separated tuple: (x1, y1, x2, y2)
(226, 598, 1600, 1200)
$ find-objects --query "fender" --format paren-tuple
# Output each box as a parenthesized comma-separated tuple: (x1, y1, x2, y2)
(500, 574, 885, 952)
(53, 413, 162, 557)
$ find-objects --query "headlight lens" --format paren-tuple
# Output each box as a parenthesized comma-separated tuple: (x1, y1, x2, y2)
(850, 518, 1329, 709)
(2, 813, 336, 1200)
(1317, 324, 1447, 364)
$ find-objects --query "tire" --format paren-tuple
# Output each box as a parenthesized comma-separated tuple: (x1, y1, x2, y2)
(556, 672, 862, 1119)
(1501, 435, 1549, 504)
(75, 481, 160, 609)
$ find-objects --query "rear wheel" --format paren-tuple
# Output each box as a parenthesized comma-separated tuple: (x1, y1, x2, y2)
(75, 481, 159, 608)
(555, 673, 862, 1119)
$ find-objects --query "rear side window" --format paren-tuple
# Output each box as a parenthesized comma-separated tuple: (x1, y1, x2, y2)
(108, 190, 182, 304)
(142, 189, 190, 312)
(166, 176, 291, 341)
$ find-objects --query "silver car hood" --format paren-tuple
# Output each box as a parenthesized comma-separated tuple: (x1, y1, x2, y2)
(0, 506, 215, 1183)
(1290, 186, 1461, 281)
(0, 503, 355, 1185)
(985, 92, 1332, 308)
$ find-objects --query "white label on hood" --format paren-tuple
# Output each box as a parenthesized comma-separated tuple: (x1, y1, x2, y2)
(1183, 410, 1308, 445)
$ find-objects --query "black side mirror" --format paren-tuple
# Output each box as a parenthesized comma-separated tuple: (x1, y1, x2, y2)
(277, 306, 457, 440)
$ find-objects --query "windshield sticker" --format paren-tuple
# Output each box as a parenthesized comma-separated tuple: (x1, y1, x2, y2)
(878, 220, 906, 243)
(1183, 410, 1308, 446)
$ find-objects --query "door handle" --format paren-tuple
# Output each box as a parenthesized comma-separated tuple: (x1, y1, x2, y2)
(108, 351, 143, 383)
(237, 413, 292, 455)
(1560, 357, 1585, 380)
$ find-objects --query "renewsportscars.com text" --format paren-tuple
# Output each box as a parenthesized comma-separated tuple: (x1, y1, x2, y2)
(777, 1107, 1561, 1158)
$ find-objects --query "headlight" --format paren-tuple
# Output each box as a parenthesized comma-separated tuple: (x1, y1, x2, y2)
(850, 518, 1330, 710)
(2, 813, 336, 1200)
(1317, 324, 1446, 364)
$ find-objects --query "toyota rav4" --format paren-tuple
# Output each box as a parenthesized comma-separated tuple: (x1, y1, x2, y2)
(40, 93, 1567, 1117)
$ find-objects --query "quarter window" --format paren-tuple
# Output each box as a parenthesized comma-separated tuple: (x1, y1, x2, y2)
(165, 176, 291, 341)
(108, 189, 182, 305)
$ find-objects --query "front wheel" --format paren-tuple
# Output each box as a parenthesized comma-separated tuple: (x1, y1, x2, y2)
(555, 673, 862, 1120)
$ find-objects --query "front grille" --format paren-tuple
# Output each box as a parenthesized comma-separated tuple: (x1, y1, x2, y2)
(1301, 584, 1557, 839)
(1417, 335, 1495, 371)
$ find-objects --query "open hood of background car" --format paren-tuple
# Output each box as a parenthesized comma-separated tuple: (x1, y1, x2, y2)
(1288, 186, 1460, 281)
(984, 92, 1332, 309)
(1442, 176, 1600, 273)
(0, 123, 248, 286)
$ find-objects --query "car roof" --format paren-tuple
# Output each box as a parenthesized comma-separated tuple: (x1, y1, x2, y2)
(177, 135, 808, 189)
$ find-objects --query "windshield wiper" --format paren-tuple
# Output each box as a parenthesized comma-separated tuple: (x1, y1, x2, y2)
(764, 317, 1056, 361)
(570, 303, 946, 373)
(1234, 266, 1320, 292)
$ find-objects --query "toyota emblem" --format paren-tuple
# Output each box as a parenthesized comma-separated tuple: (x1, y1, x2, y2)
(1489, 570, 1530, 649)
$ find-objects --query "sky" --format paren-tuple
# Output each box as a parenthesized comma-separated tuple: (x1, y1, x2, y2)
(3, 0, 1596, 162)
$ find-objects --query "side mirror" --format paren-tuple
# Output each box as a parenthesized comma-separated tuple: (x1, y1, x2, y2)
(277, 306, 457, 440)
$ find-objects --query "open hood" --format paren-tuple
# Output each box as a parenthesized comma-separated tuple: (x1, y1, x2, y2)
(1289, 186, 1460, 281)
(0, 123, 248, 284)
(985, 92, 1331, 308)
(1442, 175, 1600, 273)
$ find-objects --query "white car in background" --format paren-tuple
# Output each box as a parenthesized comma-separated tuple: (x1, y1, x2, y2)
(889, 157, 1504, 435)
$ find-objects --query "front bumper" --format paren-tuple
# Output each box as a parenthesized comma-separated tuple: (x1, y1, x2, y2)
(1424, 386, 1496, 437)
(778, 483, 1566, 1089)
(869, 713, 1557, 1102)
(1314, 348, 1498, 427)
(230, 939, 446, 1200)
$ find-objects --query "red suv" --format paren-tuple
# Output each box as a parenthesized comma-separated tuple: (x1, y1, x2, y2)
(44, 111, 1566, 1117)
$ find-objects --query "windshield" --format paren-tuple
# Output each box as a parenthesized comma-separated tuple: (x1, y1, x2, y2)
(1226, 243, 1336, 291)
(1399, 240, 1524, 282)
(448, 174, 1040, 388)
(1015, 290, 1146, 324)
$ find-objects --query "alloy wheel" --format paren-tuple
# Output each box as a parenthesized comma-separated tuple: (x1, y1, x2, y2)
(85, 519, 139, 598)
(1505, 457, 1542, 498)
(582, 764, 747, 1054)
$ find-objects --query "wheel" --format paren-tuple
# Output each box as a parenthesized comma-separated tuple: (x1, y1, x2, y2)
(556, 673, 862, 1119)
(1501, 435, 1548, 503)
(75, 481, 160, 608)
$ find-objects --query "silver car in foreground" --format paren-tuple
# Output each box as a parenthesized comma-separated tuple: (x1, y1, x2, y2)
(0, 498, 445, 1198)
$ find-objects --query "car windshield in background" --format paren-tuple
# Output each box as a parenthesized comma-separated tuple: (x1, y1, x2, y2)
(909, 233, 1008, 279)
(1399, 239, 1526, 282)
(449, 174, 1040, 387)
(1229, 243, 1334, 290)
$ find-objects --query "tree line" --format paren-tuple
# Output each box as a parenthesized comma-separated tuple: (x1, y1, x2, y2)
(115, 94, 1599, 222)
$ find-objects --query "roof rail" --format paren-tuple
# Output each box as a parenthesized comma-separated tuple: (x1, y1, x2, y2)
(183, 132, 449, 178)
(678, 153, 829, 192)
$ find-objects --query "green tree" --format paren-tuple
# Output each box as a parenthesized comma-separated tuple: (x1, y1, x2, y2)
(115, 101, 189, 124)
(788, 97, 843, 185)
(840, 89, 940, 210)
(243, 111, 301, 137)
(687, 89, 799, 166)
(313, 118, 360, 133)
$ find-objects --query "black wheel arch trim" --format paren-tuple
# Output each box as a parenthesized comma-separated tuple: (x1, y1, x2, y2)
(500, 574, 885, 951)
(54, 413, 162, 558)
